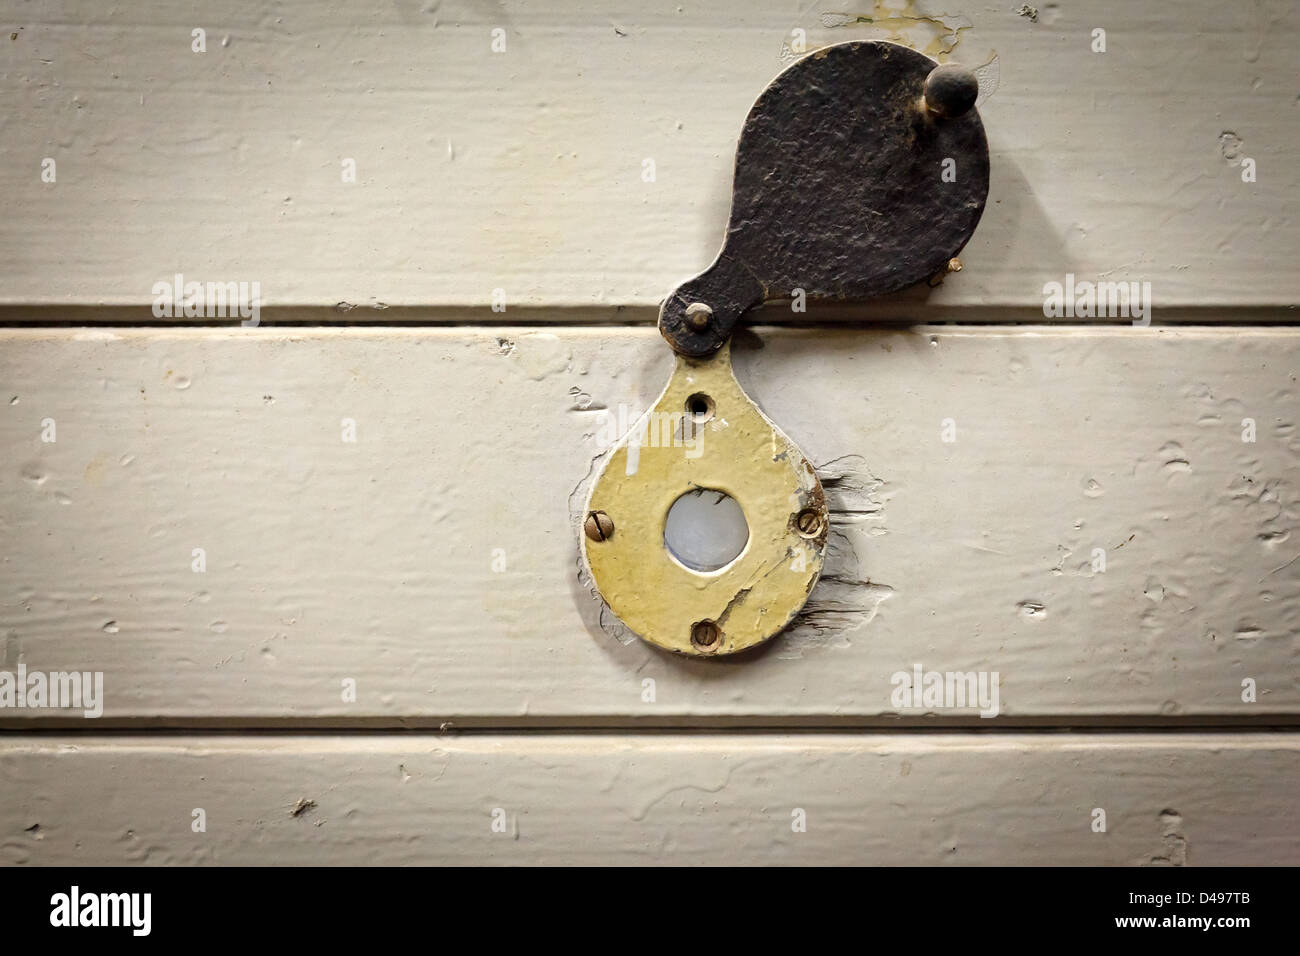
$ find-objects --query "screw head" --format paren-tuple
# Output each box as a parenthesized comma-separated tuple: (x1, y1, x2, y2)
(690, 620, 720, 650)
(923, 63, 978, 118)
(584, 510, 614, 542)
(795, 507, 824, 537)
(684, 302, 713, 332)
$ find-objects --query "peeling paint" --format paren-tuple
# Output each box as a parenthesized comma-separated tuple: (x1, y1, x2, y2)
(819, 3, 972, 57)
(780, 455, 894, 658)
(1142, 809, 1188, 866)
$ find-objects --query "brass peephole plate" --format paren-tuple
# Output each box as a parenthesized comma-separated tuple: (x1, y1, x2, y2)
(581, 344, 828, 656)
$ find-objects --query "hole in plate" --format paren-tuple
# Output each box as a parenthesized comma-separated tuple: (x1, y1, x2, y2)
(664, 488, 749, 573)
(685, 392, 715, 423)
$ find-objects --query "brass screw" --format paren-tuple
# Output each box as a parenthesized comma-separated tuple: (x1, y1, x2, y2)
(584, 510, 614, 542)
(684, 302, 713, 332)
(691, 620, 720, 649)
(795, 508, 823, 536)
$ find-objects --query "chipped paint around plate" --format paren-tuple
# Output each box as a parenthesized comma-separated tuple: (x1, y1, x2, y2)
(581, 344, 828, 656)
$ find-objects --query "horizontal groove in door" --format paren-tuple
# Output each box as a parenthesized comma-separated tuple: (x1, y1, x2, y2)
(2, 715, 1300, 733)
(0, 304, 1295, 328)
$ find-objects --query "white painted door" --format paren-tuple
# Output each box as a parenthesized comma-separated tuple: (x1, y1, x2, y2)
(0, 0, 1296, 865)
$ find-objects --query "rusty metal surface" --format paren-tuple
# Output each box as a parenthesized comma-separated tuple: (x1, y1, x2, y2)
(660, 41, 990, 356)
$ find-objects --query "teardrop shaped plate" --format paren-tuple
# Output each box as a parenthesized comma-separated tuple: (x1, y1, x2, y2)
(581, 345, 828, 656)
